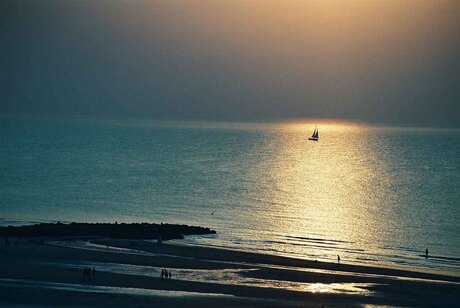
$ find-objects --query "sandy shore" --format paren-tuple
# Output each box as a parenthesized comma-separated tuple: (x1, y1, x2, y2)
(0, 238, 459, 307)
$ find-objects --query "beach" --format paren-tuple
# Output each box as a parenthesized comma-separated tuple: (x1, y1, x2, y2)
(1, 238, 459, 307)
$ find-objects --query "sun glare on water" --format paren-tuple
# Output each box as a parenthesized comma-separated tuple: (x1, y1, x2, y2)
(250, 121, 389, 259)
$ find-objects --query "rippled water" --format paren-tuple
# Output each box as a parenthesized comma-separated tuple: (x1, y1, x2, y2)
(1, 114, 459, 272)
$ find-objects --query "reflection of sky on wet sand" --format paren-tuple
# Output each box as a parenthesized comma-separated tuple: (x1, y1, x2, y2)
(0, 278, 232, 298)
(40, 259, 377, 296)
(304, 282, 372, 294)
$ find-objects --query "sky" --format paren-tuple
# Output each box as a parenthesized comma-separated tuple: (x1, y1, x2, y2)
(1, 0, 459, 127)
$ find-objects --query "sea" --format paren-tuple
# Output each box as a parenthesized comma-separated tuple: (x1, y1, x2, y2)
(1, 114, 459, 273)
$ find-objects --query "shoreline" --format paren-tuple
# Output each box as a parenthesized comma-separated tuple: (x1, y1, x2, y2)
(174, 238, 460, 279)
(1, 237, 459, 307)
(96, 239, 460, 282)
(3, 221, 458, 276)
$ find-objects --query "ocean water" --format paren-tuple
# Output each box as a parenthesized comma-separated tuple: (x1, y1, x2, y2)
(1, 114, 459, 272)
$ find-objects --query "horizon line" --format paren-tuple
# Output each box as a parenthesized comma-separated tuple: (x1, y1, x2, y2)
(1, 112, 459, 130)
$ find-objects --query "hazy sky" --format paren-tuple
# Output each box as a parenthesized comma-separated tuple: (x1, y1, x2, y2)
(1, 0, 459, 126)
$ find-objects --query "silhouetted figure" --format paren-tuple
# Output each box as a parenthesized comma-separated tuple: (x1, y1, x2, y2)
(161, 269, 165, 279)
(211, 212, 214, 215)
(83, 267, 91, 279)
(168, 271, 172, 279)
(164, 269, 168, 279)
(425, 249, 429, 258)
(337, 255, 341, 263)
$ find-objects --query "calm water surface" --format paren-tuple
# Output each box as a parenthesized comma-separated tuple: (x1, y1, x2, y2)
(1, 115, 459, 272)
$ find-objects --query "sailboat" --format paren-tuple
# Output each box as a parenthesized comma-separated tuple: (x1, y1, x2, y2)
(308, 126, 319, 141)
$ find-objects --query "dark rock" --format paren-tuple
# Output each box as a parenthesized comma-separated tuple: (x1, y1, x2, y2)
(0, 222, 216, 240)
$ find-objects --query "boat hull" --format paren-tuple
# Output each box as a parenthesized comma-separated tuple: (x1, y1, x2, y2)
(308, 137, 318, 141)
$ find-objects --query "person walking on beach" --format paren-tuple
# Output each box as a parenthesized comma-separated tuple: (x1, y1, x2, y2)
(83, 267, 91, 279)
(164, 269, 168, 279)
(161, 269, 164, 279)
(425, 248, 429, 258)
(337, 255, 341, 263)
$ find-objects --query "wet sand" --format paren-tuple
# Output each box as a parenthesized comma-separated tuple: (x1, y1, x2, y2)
(0, 238, 459, 307)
